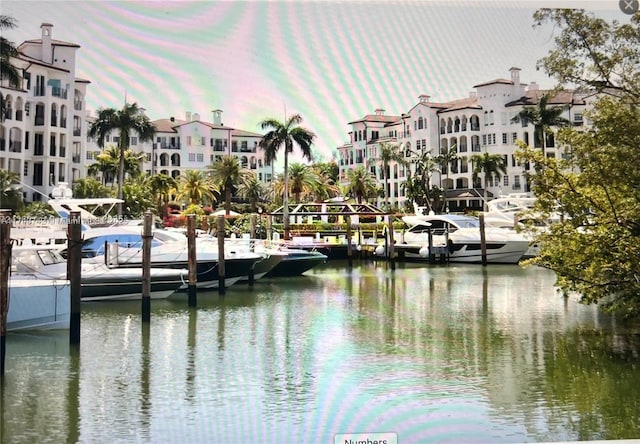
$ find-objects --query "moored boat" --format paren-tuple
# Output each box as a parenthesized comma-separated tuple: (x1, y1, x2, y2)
(7, 279, 71, 331)
(401, 213, 530, 264)
(12, 245, 187, 301)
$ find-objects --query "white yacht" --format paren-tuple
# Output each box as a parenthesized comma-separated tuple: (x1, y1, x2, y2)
(400, 213, 530, 264)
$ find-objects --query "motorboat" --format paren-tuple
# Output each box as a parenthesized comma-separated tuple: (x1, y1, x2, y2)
(264, 247, 328, 277)
(76, 226, 263, 289)
(7, 279, 71, 331)
(400, 213, 530, 264)
(481, 194, 562, 258)
(12, 244, 187, 301)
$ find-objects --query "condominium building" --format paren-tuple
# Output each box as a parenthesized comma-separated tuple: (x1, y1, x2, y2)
(337, 68, 591, 212)
(85, 109, 273, 184)
(0, 23, 90, 202)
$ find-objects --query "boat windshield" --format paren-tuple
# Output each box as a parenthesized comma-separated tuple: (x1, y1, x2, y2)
(445, 215, 480, 228)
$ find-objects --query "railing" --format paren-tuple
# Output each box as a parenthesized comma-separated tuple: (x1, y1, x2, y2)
(72, 155, 81, 163)
(9, 141, 22, 152)
(73, 128, 81, 136)
(159, 143, 181, 149)
(35, 116, 45, 126)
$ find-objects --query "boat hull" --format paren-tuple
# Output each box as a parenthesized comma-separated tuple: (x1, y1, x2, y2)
(399, 239, 529, 264)
(80, 267, 186, 301)
(8, 279, 71, 331)
(266, 251, 327, 277)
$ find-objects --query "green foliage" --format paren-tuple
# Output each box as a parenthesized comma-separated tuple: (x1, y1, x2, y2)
(519, 9, 640, 317)
(533, 9, 640, 105)
(0, 169, 23, 212)
(72, 177, 110, 198)
(520, 98, 640, 316)
(122, 178, 154, 218)
(16, 202, 57, 218)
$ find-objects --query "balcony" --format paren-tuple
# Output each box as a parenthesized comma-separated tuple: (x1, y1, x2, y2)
(72, 155, 81, 163)
(158, 142, 181, 149)
(35, 116, 45, 126)
(73, 128, 81, 137)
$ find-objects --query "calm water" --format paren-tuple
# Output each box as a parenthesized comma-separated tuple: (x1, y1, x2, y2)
(2, 260, 640, 444)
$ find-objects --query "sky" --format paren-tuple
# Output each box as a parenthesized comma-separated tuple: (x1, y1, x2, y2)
(2, 0, 626, 161)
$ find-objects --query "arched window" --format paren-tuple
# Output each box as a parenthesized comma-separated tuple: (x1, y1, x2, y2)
(51, 103, 58, 126)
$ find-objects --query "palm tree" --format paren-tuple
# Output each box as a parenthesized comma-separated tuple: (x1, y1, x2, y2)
(436, 145, 459, 213)
(310, 163, 341, 202)
(0, 16, 20, 116)
(237, 172, 265, 213)
(88, 102, 155, 215)
(511, 93, 570, 157)
(88, 146, 118, 185)
(405, 149, 440, 213)
(258, 114, 315, 239)
(147, 173, 178, 218)
(374, 142, 408, 210)
(0, 169, 22, 212)
(176, 169, 216, 206)
(288, 163, 320, 203)
(88, 146, 145, 185)
(472, 152, 507, 211)
(208, 155, 249, 215)
(344, 166, 378, 203)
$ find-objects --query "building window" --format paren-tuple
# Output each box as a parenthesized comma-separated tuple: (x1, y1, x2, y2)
(511, 132, 517, 144)
(502, 133, 508, 144)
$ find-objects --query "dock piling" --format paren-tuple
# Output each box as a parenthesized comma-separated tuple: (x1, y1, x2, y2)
(187, 215, 197, 307)
(141, 211, 152, 321)
(0, 209, 11, 377)
(479, 213, 487, 266)
(217, 216, 226, 295)
(68, 211, 82, 345)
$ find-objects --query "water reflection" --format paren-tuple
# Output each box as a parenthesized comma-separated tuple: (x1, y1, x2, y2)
(2, 262, 640, 443)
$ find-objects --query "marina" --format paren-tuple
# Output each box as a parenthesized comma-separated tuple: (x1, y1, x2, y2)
(2, 260, 640, 443)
